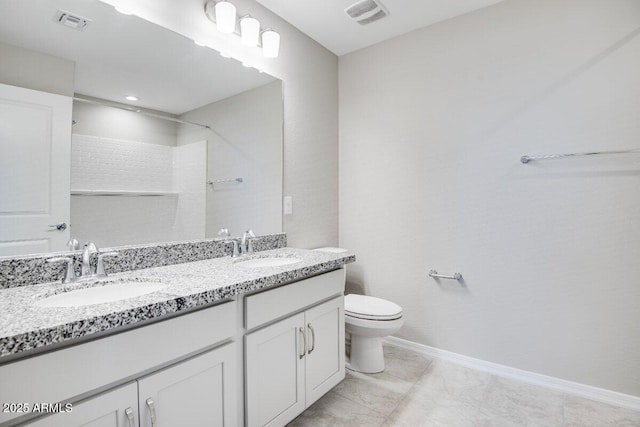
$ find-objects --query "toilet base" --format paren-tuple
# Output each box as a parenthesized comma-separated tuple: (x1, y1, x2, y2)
(347, 335, 385, 374)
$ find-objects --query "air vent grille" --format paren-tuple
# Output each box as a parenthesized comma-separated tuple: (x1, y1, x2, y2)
(344, 0, 389, 25)
(53, 9, 91, 31)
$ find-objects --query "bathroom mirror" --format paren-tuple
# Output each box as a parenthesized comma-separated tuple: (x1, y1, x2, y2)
(0, 0, 283, 256)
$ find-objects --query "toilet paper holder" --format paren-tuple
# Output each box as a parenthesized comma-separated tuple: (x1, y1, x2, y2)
(429, 269, 462, 281)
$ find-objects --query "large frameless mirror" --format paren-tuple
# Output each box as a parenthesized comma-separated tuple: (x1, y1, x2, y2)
(0, 0, 283, 256)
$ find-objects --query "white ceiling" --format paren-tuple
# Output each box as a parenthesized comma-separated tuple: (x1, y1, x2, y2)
(257, 0, 505, 56)
(0, 0, 276, 114)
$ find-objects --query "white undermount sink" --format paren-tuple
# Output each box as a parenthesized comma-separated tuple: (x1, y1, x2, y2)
(34, 282, 166, 308)
(234, 257, 301, 268)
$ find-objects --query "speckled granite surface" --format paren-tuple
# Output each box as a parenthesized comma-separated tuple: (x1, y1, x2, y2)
(0, 247, 355, 359)
(0, 233, 287, 289)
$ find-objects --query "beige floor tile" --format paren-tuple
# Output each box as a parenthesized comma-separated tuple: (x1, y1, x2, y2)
(562, 395, 640, 427)
(383, 385, 481, 427)
(287, 390, 387, 427)
(381, 344, 433, 382)
(413, 360, 493, 402)
(382, 359, 491, 426)
(331, 369, 414, 416)
(292, 344, 640, 427)
(477, 377, 565, 427)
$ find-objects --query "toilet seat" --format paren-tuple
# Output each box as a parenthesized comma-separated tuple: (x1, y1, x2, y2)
(345, 294, 403, 321)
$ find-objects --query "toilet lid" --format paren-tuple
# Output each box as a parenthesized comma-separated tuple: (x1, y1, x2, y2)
(345, 294, 403, 321)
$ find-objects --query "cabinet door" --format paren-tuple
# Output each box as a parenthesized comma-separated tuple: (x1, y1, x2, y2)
(304, 296, 345, 406)
(24, 383, 137, 427)
(138, 343, 236, 427)
(245, 313, 305, 427)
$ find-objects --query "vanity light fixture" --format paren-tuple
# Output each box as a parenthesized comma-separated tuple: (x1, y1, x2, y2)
(124, 95, 139, 101)
(261, 29, 280, 58)
(240, 16, 260, 47)
(215, 1, 236, 34)
(204, 0, 281, 58)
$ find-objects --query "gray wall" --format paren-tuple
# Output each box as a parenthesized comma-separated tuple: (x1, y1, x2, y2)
(177, 81, 283, 237)
(72, 99, 178, 146)
(340, 0, 640, 396)
(0, 41, 75, 96)
(98, 0, 339, 249)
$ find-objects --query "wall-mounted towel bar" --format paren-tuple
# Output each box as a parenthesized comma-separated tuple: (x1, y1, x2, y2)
(521, 149, 639, 164)
(429, 270, 462, 281)
(207, 177, 244, 185)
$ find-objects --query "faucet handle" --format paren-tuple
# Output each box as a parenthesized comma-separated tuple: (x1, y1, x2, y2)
(230, 240, 240, 258)
(96, 251, 118, 277)
(46, 256, 76, 283)
(67, 238, 79, 251)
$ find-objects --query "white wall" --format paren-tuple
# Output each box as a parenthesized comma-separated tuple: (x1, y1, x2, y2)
(99, 0, 339, 248)
(0, 41, 74, 96)
(69, 104, 206, 246)
(340, 0, 640, 396)
(178, 82, 282, 237)
(73, 99, 178, 146)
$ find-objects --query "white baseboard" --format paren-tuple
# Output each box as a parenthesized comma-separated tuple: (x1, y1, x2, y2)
(384, 336, 640, 411)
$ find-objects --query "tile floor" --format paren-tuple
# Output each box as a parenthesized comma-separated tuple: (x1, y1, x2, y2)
(288, 344, 640, 427)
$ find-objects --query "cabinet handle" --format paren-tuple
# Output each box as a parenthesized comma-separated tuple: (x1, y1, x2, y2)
(298, 327, 306, 359)
(307, 323, 316, 354)
(125, 407, 135, 427)
(146, 398, 157, 427)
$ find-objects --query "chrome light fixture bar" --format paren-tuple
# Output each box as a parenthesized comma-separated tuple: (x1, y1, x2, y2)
(204, 0, 280, 58)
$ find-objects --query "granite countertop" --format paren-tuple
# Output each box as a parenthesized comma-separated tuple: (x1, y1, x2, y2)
(0, 248, 355, 360)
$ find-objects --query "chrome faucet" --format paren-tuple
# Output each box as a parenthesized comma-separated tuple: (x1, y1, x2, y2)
(241, 229, 256, 255)
(81, 242, 98, 276)
(47, 242, 118, 284)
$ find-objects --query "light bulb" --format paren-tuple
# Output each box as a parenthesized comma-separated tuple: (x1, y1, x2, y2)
(262, 29, 280, 58)
(215, 1, 236, 34)
(240, 16, 260, 47)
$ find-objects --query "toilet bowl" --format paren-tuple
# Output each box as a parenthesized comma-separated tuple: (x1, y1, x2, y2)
(345, 294, 403, 374)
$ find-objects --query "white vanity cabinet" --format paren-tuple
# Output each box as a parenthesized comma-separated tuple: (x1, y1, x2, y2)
(25, 344, 236, 427)
(138, 344, 235, 427)
(244, 269, 346, 427)
(25, 383, 138, 427)
(2, 265, 348, 427)
(2, 302, 237, 426)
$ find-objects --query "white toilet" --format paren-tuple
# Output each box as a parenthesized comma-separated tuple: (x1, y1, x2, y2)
(345, 294, 404, 373)
(313, 247, 404, 374)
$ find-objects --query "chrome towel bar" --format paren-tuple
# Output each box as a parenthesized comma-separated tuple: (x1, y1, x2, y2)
(429, 270, 462, 281)
(521, 149, 639, 164)
(207, 177, 244, 185)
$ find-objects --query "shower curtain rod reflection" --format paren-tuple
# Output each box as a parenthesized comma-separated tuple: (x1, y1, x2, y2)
(72, 97, 211, 130)
(520, 149, 640, 164)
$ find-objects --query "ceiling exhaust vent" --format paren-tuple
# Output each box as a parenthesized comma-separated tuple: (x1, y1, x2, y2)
(53, 10, 91, 31)
(345, 0, 389, 26)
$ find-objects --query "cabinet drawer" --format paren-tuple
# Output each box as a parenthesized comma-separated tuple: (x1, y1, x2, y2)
(244, 269, 345, 330)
